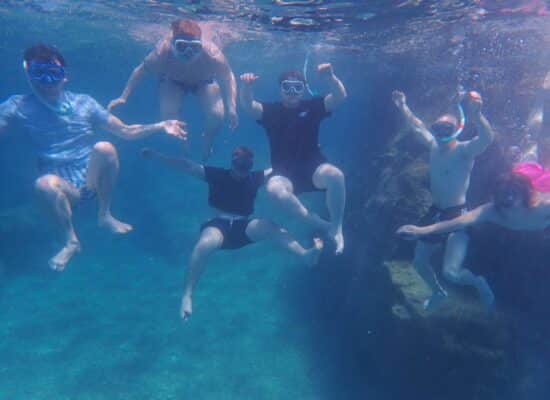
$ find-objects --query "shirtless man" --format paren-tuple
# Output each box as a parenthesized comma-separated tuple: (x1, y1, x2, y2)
(240, 64, 347, 254)
(109, 19, 237, 160)
(0, 44, 186, 271)
(398, 173, 550, 252)
(392, 89, 495, 309)
(141, 146, 323, 320)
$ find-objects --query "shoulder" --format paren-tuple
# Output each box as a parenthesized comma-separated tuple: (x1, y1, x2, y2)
(306, 96, 331, 116)
(0, 94, 34, 117)
(204, 166, 227, 181)
(1, 94, 28, 108)
(203, 41, 224, 62)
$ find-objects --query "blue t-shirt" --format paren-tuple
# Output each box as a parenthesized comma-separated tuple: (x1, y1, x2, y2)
(0, 91, 110, 172)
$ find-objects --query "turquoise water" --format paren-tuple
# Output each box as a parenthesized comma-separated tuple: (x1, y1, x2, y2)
(1, 1, 550, 399)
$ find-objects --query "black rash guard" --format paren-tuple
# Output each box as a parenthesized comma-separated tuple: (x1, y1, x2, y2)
(258, 96, 331, 194)
(204, 167, 264, 216)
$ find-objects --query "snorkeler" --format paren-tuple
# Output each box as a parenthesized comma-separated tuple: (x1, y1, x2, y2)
(398, 172, 550, 257)
(391, 89, 495, 310)
(239, 64, 347, 254)
(0, 44, 186, 271)
(108, 19, 238, 160)
(141, 146, 323, 320)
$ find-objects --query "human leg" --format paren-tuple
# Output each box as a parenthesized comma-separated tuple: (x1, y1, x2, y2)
(442, 231, 495, 309)
(413, 241, 447, 310)
(197, 82, 224, 160)
(86, 141, 132, 234)
(265, 175, 330, 231)
(245, 219, 323, 266)
(34, 174, 81, 271)
(312, 163, 346, 254)
(181, 227, 224, 320)
(159, 77, 184, 120)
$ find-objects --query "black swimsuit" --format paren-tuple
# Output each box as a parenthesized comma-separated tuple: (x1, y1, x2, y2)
(201, 167, 264, 250)
(258, 97, 331, 194)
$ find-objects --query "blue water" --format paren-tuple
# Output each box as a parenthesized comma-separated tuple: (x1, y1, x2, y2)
(1, 1, 550, 399)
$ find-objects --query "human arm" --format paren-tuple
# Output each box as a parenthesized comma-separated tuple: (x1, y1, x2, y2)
(319, 63, 347, 112)
(392, 90, 435, 147)
(108, 62, 149, 112)
(239, 73, 263, 120)
(141, 147, 205, 180)
(100, 114, 187, 141)
(526, 71, 550, 139)
(462, 91, 495, 157)
(396, 203, 493, 240)
(213, 49, 238, 130)
(0, 96, 20, 136)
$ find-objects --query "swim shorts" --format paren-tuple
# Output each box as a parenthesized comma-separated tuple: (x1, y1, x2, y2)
(40, 157, 96, 201)
(160, 75, 215, 94)
(418, 204, 468, 243)
(200, 217, 253, 250)
(270, 156, 328, 195)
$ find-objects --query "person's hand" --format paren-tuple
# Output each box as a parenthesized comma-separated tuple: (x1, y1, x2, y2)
(228, 110, 239, 131)
(140, 147, 156, 159)
(392, 90, 406, 108)
(317, 63, 334, 79)
(465, 91, 482, 117)
(162, 120, 187, 141)
(396, 224, 424, 240)
(240, 73, 259, 85)
(108, 97, 126, 112)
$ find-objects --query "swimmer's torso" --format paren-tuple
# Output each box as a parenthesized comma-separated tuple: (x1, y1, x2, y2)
(429, 142, 475, 209)
(144, 38, 221, 85)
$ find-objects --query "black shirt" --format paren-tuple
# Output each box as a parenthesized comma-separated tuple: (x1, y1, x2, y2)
(258, 97, 331, 176)
(204, 167, 264, 216)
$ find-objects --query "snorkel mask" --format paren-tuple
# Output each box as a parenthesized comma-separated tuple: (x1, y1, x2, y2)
(23, 60, 72, 115)
(281, 79, 306, 96)
(432, 103, 466, 143)
(171, 36, 202, 62)
(24, 60, 66, 86)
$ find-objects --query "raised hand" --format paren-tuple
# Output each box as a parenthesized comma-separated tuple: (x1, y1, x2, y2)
(392, 90, 406, 108)
(240, 73, 259, 85)
(317, 63, 334, 79)
(465, 91, 482, 116)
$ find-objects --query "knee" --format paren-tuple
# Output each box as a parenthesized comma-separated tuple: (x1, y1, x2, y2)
(93, 141, 118, 160)
(316, 165, 345, 188)
(34, 174, 60, 194)
(266, 179, 290, 203)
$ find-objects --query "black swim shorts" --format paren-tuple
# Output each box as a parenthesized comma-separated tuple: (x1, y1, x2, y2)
(200, 217, 253, 250)
(418, 204, 468, 243)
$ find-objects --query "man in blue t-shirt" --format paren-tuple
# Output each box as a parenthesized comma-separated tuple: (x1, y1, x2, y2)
(240, 64, 347, 254)
(141, 146, 323, 320)
(0, 44, 187, 271)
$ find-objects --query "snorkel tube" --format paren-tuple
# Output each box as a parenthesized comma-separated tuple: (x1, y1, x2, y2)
(303, 51, 317, 97)
(437, 103, 466, 143)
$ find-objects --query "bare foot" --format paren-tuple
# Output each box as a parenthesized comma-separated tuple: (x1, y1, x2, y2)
(98, 213, 133, 234)
(48, 240, 81, 272)
(304, 238, 324, 266)
(329, 226, 344, 255)
(180, 295, 193, 321)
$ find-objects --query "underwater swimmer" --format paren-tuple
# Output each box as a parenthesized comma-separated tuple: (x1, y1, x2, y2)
(109, 19, 238, 161)
(392, 90, 495, 310)
(0, 44, 186, 272)
(398, 173, 550, 299)
(240, 64, 347, 254)
(141, 146, 323, 321)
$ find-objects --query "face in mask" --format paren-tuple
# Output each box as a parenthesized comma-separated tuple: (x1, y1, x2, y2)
(171, 37, 203, 63)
